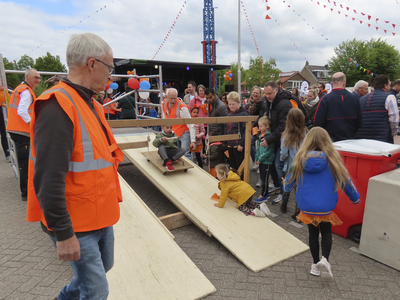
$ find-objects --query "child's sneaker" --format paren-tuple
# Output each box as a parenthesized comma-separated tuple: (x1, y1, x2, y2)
(165, 160, 175, 172)
(255, 179, 262, 187)
(316, 256, 333, 278)
(254, 195, 270, 203)
(252, 208, 266, 218)
(268, 186, 280, 194)
(272, 194, 282, 205)
(259, 203, 271, 216)
(310, 263, 321, 276)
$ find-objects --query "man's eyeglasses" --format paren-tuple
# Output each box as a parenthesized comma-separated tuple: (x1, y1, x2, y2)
(34, 76, 41, 80)
(94, 58, 115, 75)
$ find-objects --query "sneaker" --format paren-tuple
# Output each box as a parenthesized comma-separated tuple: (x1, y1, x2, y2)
(252, 163, 258, 171)
(252, 208, 266, 218)
(272, 194, 282, 205)
(316, 257, 333, 278)
(165, 160, 175, 172)
(254, 195, 270, 203)
(6, 156, 10, 162)
(268, 186, 280, 194)
(310, 263, 321, 276)
(259, 203, 271, 216)
(268, 182, 275, 188)
(255, 179, 262, 187)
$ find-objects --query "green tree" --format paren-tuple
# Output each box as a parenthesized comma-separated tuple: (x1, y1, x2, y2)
(17, 54, 35, 71)
(329, 38, 400, 86)
(244, 56, 281, 89)
(33, 52, 67, 81)
(3, 57, 20, 89)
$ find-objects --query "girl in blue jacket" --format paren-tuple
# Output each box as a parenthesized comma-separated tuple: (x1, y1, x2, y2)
(284, 127, 359, 279)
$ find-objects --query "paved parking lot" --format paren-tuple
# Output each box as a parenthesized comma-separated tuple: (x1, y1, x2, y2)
(1, 154, 400, 300)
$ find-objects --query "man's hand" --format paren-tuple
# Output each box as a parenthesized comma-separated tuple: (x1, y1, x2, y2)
(237, 145, 243, 152)
(190, 142, 197, 150)
(255, 161, 260, 165)
(56, 235, 80, 262)
(260, 139, 268, 147)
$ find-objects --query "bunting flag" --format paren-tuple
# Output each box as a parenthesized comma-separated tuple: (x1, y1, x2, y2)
(307, 0, 396, 36)
(152, 0, 188, 60)
(336, 47, 379, 77)
(241, 1, 264, 77)
(266, 14, 271, 19)
(19, 1, 115, 60)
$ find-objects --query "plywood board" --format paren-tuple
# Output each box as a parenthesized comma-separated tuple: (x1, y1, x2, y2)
(107, 174, 216, 300)
(144, 151, 194, 175)
(116, 135, 309, 272)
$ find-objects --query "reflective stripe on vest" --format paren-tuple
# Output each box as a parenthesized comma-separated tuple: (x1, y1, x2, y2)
(31, 88, 113, 173)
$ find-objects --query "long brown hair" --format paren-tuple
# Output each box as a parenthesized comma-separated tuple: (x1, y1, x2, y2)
(281, 108, 308, 148)
(286, 127, 351, 191)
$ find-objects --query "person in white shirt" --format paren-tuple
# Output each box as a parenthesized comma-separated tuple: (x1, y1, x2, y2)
(183, 81, 197, 105)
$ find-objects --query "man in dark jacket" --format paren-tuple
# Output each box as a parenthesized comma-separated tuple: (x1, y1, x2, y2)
(116, 86, 136, 119)
(314, 72, 362, 142)
(205, 88, 228, 135)
(355, 75, 399, 143)
(259, 81, 292, 201)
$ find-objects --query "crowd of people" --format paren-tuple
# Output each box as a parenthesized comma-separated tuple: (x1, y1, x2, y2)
(1, 30, 399, 298)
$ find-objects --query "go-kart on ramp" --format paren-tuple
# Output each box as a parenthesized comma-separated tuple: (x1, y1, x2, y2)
(116, 134, 309, 273)
(107, 175, 216, 300)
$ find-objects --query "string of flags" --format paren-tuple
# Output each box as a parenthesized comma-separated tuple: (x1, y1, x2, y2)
(335, 47, 377, 77)
(241, 1, 263, 77)
(152, 0, 187, 60)
(18, 1, 115, 61)
(309, 0, 396, 36)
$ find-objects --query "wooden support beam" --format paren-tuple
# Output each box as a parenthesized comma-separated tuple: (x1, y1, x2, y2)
(208, 134, 240, 143)
(243, 121, 252, 183)
(118, 140, 149, 150)
(158, 212, 192, 231)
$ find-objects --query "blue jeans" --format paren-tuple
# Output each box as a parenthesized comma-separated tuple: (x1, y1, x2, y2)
(178, 130, 191, 160)
(51, 226, 115, 300)
(250, 134, 257, 163)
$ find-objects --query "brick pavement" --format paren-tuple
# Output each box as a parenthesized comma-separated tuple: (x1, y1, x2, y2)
(1, 155, 400, 300)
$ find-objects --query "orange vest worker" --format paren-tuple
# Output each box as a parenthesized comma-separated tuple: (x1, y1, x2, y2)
(6, 84, 36, 135)
(162, 99, 189, 137)
(27, 82, 124, 232)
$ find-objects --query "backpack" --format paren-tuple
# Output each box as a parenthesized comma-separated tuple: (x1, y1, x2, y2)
(288, 94, 313, 129)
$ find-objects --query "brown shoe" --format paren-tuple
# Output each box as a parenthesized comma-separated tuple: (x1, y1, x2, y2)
(280, 203, 287, 213)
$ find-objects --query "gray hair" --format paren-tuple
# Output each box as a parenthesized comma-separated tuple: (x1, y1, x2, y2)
(166, 88, 178, 96)
(66, 33, 112, 68)
(25, 68, 37, 77)
(354, 80, 368, 90)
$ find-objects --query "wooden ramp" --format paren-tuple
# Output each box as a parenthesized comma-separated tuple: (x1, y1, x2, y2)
(116, 135, 309, 273)
(107, 174, 216, 300)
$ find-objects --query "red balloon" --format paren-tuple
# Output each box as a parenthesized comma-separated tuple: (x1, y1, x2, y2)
(128, 78, 140, 89)
(105, 84, 110, 90)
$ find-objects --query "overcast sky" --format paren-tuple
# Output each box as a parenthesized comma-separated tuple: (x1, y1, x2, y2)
(1, 0, 399, 73)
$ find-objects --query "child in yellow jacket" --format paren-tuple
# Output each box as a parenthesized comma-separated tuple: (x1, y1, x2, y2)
(214, 164, 270, 217)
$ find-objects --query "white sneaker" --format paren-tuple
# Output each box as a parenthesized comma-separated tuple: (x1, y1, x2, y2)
(310, 263, 321, 276)
(252, 163, 258, 171)
(259, 203, 271, 216)
(268, 182, 275, 188)
(255, 179, 262, 187)
(252, 208, 266, 218)
(272, 194, 282, 205)
(316, 256, 333, 278)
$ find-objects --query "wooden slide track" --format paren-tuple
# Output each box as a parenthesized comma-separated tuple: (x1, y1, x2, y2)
(107, 174, 216, 300)
(116, 134, 309, 273)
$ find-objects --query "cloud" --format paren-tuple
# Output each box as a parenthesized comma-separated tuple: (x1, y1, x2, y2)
(1, 0, 399, 75)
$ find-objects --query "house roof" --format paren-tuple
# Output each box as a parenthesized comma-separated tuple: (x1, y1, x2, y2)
(277, 71, 308, 83)
(300, 62, 330, 83)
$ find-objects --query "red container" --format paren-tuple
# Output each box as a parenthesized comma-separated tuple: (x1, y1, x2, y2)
(333, 150, 400, 241)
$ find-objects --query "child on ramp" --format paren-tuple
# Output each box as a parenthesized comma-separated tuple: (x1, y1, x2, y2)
(214, 164, 270, 217)
(190, 106, 205, 168)
(283, 127, 359, 278)
(278, 108, 308, 219)
(153, 125, 186, 172)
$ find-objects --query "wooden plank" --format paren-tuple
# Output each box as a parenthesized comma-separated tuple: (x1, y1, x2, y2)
(243, 121, 252, 183)
(159, 212, 193, 230)
(144, 151, 194, 175)
(118, 140, 149, 150)
(116, 134, 309, 273)
(208, 134, 240, 143)
(107, 174, 216, 300)
(108, 115, 258, 128)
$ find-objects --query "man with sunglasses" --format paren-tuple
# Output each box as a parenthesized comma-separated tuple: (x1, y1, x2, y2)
(6, 68, 41, 201)
(27, 33, 123, 300)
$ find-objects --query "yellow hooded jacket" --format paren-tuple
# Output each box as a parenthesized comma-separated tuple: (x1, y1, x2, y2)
(218, 171, 256, 208)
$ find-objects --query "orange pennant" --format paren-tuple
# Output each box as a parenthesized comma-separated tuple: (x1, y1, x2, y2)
(265, 14, 271, 19)
(266, 6, 270, 10)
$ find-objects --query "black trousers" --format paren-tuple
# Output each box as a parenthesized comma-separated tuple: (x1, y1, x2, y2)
(0, 111, 9, 158)
(228, 147, 244, 171)
(9, 133, 30, 198)
(308, 222, 333, 264)
(259, 163, 270, 197)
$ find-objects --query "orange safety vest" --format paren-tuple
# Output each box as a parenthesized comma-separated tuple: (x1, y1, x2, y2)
(103, 97, 116, 115)
(162, 99, 189, 137)
(6, 84, 36, 135)
(27, 82, 124, 232)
